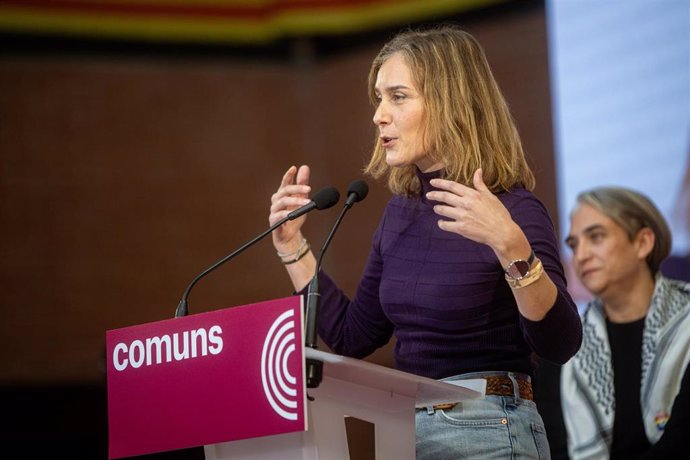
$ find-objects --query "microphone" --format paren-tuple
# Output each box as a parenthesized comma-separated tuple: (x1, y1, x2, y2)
(288, 187, 341, 220)
(305, 180, 368, 388)
(174, 186, 340, 318)
(343, 179, 369, 208)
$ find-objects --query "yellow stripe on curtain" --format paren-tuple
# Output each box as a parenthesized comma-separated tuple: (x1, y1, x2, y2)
(0, 0, 505, 44)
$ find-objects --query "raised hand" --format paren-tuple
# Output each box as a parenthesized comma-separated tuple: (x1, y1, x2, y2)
(269, 165, 312, 253)
(426, 168, 520, 250)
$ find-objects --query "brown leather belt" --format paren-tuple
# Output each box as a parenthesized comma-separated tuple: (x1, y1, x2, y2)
(430, 374, 533, 411)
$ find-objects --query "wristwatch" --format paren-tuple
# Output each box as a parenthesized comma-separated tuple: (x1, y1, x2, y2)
(504, 250, 536, 281)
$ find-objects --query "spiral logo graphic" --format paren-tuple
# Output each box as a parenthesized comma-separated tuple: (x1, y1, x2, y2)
(261, 309, 299, 420)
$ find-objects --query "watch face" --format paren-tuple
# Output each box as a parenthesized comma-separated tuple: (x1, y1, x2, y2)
(506, 260, 531, 280)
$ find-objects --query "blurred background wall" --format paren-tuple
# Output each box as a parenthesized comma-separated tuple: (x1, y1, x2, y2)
(5, 0, 683, 458)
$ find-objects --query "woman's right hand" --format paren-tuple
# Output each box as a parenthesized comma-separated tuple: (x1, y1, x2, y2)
(270, 165, 311, 253)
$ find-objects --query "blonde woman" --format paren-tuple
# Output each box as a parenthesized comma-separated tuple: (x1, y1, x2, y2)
(270, 26, 582, 459)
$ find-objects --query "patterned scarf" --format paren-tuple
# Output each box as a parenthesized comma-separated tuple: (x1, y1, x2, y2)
(561, 276, 690, 459)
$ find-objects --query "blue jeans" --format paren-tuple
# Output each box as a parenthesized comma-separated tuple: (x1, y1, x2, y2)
(415, 371, 550, 459)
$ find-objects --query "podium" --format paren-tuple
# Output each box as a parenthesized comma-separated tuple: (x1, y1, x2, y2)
(205, 348, 485, 460)
(106, 297, 484, 459)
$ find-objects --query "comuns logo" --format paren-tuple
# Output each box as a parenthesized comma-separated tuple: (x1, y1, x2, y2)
(260, 309, 300, 420)
(112, 325, 223, 371)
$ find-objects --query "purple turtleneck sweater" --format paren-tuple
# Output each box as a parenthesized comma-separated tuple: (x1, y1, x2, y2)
(309, 169, 582, 380)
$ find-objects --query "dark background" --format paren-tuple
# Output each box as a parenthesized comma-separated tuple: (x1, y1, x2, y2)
(0, 1, 567, 458)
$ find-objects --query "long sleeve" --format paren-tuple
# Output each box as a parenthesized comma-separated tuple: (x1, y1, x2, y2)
(512, 194, 582, 364)
(307, 219, 395, 358)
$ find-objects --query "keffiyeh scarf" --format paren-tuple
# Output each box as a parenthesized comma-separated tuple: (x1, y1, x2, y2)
(561, 276, 690, 459)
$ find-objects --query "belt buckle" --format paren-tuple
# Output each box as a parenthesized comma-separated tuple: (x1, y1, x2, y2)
(428, 402, 457, 414)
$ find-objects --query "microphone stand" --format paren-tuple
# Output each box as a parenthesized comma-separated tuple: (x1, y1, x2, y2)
(174, 186, 340, 318)
(175, 215, 289, 318)
(304, 203, 352, 388)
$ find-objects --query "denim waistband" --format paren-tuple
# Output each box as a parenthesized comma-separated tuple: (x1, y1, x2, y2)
(442, 370, 531, 383)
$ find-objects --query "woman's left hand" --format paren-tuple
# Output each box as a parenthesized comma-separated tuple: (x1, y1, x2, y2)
(427, 168, 519, 250)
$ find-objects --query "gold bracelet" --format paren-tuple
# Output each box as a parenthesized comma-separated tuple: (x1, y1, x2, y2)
(277, 238, 307, 258)
(505, 259, 544, 289)
(282, 243, 310, 265)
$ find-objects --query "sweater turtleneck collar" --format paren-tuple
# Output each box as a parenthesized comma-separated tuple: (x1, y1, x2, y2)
(416, 167, 443, 204)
